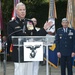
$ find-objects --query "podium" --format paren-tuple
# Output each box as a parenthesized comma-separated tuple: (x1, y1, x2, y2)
(12, 36, 55, 75)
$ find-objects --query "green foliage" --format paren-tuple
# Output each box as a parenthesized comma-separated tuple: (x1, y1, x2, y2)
(24, 2, 49, 28)
(55, 1, 67, 30)
(1, 0, 46, 24)
(1, 0, 13, 24)
(1, 0, 67, 35)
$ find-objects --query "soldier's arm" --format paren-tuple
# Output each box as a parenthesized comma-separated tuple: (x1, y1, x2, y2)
(73, 29, 75, 53)
(55, 29, 60, 52)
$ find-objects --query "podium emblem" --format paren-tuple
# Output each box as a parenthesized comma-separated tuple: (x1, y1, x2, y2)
(26, 45, 41, 58)
(24, 42, 43, 61)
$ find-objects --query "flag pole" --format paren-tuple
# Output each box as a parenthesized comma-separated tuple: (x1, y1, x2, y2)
(66, 0, 74, 28)
(0, 0, 7, 75)
(46, 0, 56, 35)
(46, 0, 56, 75)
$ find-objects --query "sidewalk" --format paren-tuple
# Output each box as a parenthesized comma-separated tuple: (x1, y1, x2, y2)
(0, 62, 75, 75)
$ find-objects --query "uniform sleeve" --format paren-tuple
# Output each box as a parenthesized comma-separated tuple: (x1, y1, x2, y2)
(7, 22, 14, 54)
(55, 30, 60, 52)
(33, 28, 47, 36)
(73, 29, 75, 53)
(7, 22, 15, 42)
(26, 20, 47, 36)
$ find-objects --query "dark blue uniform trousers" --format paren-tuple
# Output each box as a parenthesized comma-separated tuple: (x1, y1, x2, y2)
(60, 56, 73, 75)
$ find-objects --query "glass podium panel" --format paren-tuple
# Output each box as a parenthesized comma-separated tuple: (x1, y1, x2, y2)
(12, 36, 55, 75)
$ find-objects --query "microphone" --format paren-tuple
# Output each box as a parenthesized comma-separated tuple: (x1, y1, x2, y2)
(23, 25, 25, 33)
(22, 21, 26, 33)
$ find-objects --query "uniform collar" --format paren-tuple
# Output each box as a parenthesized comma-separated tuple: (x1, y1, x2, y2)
(16, 17, 25, 22)
(62, 27, 69, 33)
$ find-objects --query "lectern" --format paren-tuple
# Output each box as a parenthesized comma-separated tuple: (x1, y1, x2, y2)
(12, 36, 55, 75)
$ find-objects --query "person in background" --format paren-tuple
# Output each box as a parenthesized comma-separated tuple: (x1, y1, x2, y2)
(2, 36, 7, 52)
(31, 18, 40, 31)
(7, 2, 53, 75)
(31, 17, 46, 66)
(0, 36, 7, 62)
(31, 17, 40, 75)
(55, 18, 75, 75)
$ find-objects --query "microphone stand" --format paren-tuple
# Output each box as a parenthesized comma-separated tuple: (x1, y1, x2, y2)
(3, 42, 7, 75)
(8, 29, 23, 37)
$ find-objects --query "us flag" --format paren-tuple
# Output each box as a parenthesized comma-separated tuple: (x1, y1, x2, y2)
(12, 0, 20, 20)
(46, 0, 58, 68)
(0, 0, 2, 52)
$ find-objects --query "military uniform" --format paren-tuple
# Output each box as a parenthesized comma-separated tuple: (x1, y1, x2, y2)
(7, 17, 47, 75)
(55, 27, 75, 75)
(7, 17, 47, 61)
